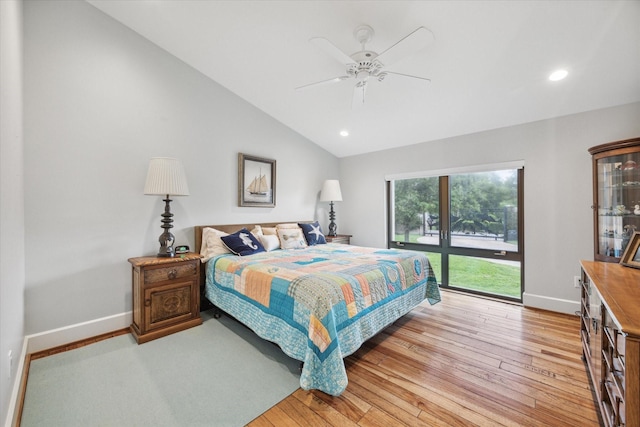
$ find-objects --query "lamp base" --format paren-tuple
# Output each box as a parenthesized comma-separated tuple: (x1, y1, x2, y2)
(157, 231, 176, 257)
(327, 201, 337, 237)
(157, 196, 176, 257)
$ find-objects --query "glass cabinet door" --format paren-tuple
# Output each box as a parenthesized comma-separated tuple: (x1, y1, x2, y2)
(591, 138, 640, 262)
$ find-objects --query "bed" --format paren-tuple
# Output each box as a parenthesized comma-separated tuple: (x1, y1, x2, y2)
(194, 222, 440, 396)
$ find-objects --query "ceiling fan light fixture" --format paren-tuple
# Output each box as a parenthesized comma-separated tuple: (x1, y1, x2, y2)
(549, 69, 568, 81)
(356, 70, 370, 81)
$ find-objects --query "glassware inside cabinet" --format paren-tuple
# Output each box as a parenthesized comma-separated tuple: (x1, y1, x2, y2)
(594, 147, 640, 261)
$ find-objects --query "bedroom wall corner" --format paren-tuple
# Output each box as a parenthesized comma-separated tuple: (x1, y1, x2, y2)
(0, 0, 26, 426)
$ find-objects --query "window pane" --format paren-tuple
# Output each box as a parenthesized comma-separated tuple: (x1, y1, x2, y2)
(449, 170, 518, 252)
(392, 177, 440, 243)
(388, 166, 523, 302)
(449, 255, 521, 298)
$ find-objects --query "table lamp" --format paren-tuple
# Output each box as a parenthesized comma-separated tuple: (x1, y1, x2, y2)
(320, 179, 342, 237)
(144, 157, 190, 257)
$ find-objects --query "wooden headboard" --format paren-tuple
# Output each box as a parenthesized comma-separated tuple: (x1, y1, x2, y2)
(194, 221, 313, 290)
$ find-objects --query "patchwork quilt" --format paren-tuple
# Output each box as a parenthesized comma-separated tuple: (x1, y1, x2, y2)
(205, 243, 440, 396)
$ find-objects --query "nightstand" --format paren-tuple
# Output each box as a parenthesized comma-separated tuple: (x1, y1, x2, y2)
(128, 253, 203, 344)
(325, 234, 352, 244)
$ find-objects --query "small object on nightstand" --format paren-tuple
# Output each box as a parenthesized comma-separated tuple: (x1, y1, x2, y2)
(325, 234, 352, 244)
(175, 245, 190, 254)
(128, 252, 202, 344)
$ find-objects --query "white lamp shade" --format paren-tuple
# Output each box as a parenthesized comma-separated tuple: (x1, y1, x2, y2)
(144, 157, 190, 196)
(320, 179, 342, 202)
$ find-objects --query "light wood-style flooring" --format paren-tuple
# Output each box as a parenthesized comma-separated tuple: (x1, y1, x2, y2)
(248, 290, 600, 426)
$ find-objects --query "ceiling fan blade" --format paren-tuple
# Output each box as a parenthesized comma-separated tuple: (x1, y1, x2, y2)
(310, 37, 355, 65)
(375, 27, 434, 67)
(295, 75, 351, 91)
(382, 71, 431, 84)
(351, 81, 367, 108)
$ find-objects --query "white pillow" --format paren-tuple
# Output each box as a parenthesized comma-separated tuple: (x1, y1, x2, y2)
(277, 227, 308, 249)
(200, 227, 231, 262)
(250, 225, 263, 240)
(259, 234, 281, 251)
(276, 223, 299, 229)
(262, 227, 277, 236)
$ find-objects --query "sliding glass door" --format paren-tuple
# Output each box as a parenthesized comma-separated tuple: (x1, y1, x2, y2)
(388, 166, 523, 302)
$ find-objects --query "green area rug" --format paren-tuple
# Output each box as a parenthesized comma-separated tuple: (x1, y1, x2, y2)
(21, 310, 301, 426)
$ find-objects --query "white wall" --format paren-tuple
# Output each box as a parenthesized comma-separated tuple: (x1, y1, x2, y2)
(0, 0, 26, 424)
(339, 102, 640, 313)
(23, 0, 338, 335)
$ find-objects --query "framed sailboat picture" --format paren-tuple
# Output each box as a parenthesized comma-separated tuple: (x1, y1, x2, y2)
(238, 153, 276, 207)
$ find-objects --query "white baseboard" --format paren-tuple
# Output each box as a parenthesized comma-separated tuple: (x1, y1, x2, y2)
(4, 312, 131, 427)
(4, 338, 27, 427)
(26, 311, 131, 354)
(522, 292, 580, 315)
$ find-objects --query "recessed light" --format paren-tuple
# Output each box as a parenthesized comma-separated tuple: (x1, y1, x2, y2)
(549, 69, 568, 81)
(339, 130, 349, 137)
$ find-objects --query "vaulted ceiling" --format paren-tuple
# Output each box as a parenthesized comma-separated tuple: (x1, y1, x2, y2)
(87, 1, 640, 157)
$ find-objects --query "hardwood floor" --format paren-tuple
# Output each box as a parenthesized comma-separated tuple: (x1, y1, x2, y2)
(248, 290, 600, 427)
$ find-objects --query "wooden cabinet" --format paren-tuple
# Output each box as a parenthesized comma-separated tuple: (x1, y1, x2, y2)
(589, 137, 640, 263)
(325, 234, 352, 244)
(128, 253, 202, 344)
(580, 260, 640, 427)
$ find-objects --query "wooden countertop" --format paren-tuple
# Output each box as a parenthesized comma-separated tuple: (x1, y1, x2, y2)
(581, 260, 640, 337)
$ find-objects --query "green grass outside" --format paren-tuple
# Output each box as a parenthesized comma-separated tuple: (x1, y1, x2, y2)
(394, 234, 521, 298)
(450, 255, 520, 298)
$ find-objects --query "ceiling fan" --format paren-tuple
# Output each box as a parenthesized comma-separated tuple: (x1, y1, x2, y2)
(296, 25, 434, 107)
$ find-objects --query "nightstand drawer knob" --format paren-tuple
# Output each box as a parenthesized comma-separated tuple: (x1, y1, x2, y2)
(167, 269, 178, 280)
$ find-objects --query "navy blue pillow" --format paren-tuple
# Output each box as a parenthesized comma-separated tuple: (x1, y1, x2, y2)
(220, 228, 265, 256)
(299, 222, 326, 245)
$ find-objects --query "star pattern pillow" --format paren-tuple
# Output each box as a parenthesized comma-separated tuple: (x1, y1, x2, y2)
(299, 221, 327, 245)
(220, 228, 265, 256)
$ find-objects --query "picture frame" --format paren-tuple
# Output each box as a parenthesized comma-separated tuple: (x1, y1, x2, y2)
(620, 231, 640, 269)
(238, 153, 276, 207)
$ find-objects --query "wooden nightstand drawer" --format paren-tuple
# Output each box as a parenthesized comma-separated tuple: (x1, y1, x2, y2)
(143, 262, 197, 285)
